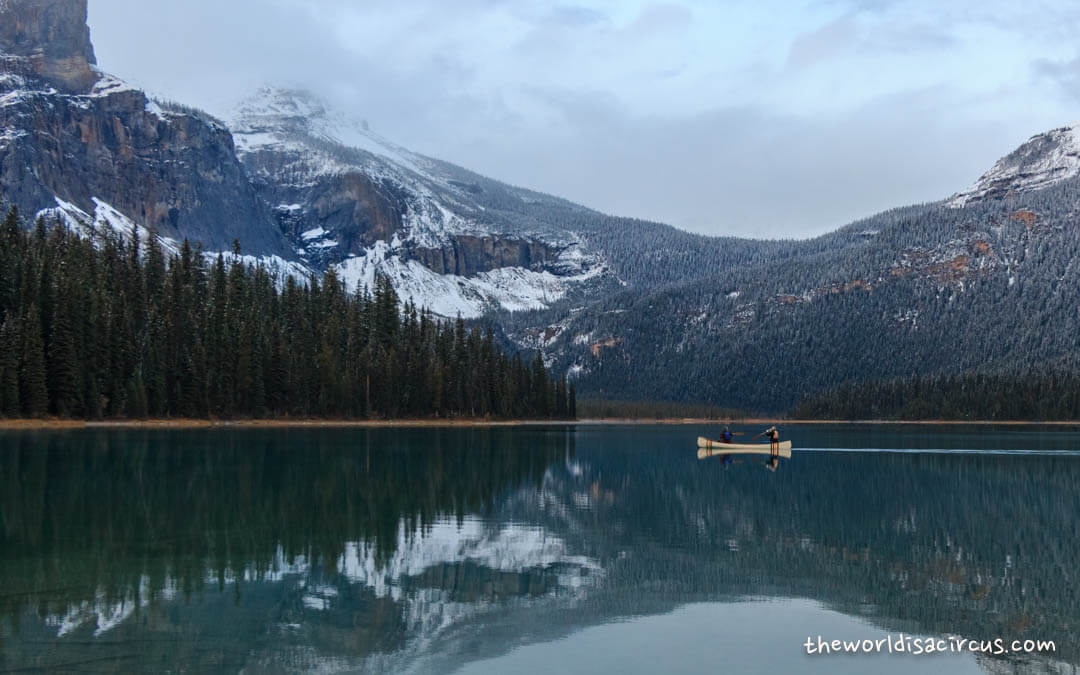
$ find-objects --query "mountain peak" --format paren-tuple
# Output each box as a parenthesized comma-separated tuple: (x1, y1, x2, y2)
(231, 85, 431, 174)
(233, 86, 331, 136)
(949, 122, 1080, 207)
(0, 0, 99, 92)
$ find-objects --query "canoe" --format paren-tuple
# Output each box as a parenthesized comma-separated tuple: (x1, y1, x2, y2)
(697, 437, 792, 459)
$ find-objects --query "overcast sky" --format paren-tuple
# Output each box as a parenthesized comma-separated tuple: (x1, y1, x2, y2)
(88, 0, 1080, 239)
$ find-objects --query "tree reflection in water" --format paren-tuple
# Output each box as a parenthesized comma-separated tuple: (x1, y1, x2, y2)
(1, 426, 1078, 673)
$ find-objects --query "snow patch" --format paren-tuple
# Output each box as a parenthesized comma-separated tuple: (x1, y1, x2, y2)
(38, 197, 312, 287)
(334, 243, 602, 318)
(88, 73, 135, 98)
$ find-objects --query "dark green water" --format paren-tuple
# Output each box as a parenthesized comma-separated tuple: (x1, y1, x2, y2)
(2, 424, 1079, 673)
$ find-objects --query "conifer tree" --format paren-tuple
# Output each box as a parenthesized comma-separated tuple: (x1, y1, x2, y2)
(0, 317, 21, 416)
(47, 294, 80, 416)
(20, 304, 48, 417)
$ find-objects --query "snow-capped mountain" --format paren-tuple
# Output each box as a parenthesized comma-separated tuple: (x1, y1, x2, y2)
(0, 1, 609, 318)
(230, 87, 608, 317)
(949, 122, 1080, 206)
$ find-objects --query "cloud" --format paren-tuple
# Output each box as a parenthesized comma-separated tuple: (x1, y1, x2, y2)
(1034, 54, 1080, 104)
(86, 0, 1080, 239)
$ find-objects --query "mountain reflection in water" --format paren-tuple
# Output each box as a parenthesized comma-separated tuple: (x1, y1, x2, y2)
(1, 425, 1078, 673)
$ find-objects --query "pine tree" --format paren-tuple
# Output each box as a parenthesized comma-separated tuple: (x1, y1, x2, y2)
(47, 294, 81, 416)
(20, 304, 48, 417)
(0, 317, 21, 416)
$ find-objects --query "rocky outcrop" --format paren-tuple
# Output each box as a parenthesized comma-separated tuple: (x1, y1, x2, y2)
(0, 0, 293, 256)
(0, 0, 99, 92)
(949, 123, 1080, 206)
(305, 173, 405, 248)
(409, 236, 562, 276)
(0, 86, 291, 255)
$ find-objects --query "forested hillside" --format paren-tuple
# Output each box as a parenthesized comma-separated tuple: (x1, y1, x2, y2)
(0, 207, 574, 420)
(791, 371, 1080, 421)
(538, 178, 1080, 414)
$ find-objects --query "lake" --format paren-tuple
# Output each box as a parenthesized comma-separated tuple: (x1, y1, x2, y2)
(1, 424, 1078, 673)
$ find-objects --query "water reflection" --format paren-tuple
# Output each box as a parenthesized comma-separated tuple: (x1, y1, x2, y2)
(1, 425, 1079, 673)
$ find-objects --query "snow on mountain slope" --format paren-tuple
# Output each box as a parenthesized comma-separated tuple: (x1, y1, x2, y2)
(949, 122, 1080, 206)
(230, 87, 608, 316)
(231, 87, 501, 249)
(335, 241, 604, 317)
(37, 197, 311, 284)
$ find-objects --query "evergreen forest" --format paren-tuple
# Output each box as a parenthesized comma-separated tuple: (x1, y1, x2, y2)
(0, 207, 576, 420)
(791, 370, 1080, 421)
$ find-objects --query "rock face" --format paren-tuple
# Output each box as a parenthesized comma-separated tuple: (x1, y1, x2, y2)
(949, 123, 1080, 206)
(0, 0, 292, 256)
(0, 0, 99, 92)
(411, 236, 561, 277)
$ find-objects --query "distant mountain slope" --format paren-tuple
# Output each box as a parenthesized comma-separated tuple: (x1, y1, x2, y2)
(544, 179, 1080, 411)
(227, 88, 849, 316)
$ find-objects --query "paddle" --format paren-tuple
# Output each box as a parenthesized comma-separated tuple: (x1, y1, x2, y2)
(752, 428, 775, 441)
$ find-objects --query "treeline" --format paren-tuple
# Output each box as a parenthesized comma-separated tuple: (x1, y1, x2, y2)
(576, 398, 746, 420)
(0, 207, 576, 420)
(791, 371, 1080, 421)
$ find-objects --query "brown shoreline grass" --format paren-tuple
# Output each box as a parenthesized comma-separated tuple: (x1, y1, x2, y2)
(0, 417, 1078, 430)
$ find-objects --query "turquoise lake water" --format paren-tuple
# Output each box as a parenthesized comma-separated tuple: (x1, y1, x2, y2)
(1, 424, 1078, 673)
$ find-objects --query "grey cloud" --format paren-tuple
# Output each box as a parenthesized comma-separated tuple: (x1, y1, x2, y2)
(1034, 55, 1080, 103)
(786, 16, 860, 69)
(625, 4, 694, 37)
(546, 5, 609, 27)
(86, 0, 1079, 239)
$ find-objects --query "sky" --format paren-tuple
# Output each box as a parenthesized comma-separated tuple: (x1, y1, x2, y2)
(87, 0, 1080, 239)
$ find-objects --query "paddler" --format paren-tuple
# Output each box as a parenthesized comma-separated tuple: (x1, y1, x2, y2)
(718, 426, 735, 465)
(763, 426, 783, 471)
(758, 425, 780, 448)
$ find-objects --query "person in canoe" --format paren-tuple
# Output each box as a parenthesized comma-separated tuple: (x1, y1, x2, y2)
(753, 426, 781, 470)
(719, 426, 735, 465)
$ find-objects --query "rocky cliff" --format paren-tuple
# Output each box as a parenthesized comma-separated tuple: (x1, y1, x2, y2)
(0, 0, 293, 256)
(0, 0, 98, 92)
(949, 123, 1080, 206)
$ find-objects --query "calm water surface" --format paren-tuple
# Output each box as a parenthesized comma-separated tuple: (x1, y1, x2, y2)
(1, 424, 1079, 673)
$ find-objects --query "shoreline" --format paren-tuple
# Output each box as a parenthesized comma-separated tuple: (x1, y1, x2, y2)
(0, 417, 1078, 430)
